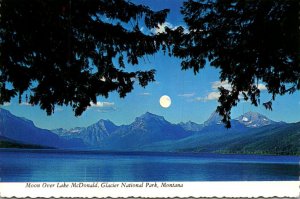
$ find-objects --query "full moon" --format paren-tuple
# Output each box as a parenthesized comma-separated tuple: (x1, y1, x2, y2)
(159, 95, 171, 108)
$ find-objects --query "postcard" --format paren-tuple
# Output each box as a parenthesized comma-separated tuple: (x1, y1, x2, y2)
(0, 0, 299, 198)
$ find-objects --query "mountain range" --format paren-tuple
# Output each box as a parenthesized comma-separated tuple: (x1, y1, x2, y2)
(0, 108, 299, 155)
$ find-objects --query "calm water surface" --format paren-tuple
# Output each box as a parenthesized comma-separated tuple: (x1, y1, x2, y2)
(0, 149, 299, 182)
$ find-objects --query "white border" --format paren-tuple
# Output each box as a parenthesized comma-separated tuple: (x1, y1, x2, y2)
(0, 181, 299, 198)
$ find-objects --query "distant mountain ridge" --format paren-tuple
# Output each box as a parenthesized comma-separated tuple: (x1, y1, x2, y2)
(50, 110, 286, 151)
(98, 112, 191, 150)
(1, 108, 298, 155)
(179, 121, 203, 132)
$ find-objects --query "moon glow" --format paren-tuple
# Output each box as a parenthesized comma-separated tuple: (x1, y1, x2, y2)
(159, 95, 171, 108)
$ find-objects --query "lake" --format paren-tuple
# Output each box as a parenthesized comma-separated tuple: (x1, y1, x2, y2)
(0, 149, 299, 182)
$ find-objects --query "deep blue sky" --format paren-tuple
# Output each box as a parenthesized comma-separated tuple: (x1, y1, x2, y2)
(2, 0, 300, 129)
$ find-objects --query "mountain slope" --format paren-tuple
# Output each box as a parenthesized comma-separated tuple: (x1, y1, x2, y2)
(0, 108, 85, 148)
(142, 121, 299, 155)
(0, 136, 54, 149)
(213, 122, 300, 155)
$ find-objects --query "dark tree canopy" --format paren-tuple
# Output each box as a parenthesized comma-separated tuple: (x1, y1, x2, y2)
(1, 0, 299, 127)
(171, 0, 300, 127)
(0, 0, 169, 115)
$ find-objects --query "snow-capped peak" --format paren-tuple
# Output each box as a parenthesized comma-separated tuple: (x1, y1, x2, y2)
(237, 111, 275, 128)
(242, 116, 249, 122)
